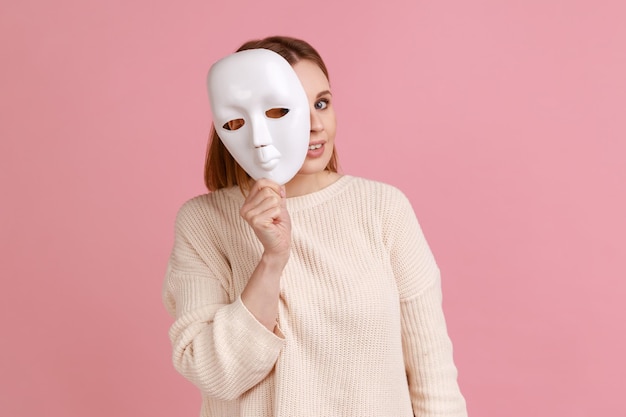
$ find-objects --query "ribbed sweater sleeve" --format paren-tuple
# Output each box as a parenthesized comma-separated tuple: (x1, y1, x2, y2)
(386, 190, 468, 417)
(162, 197, 285, 401)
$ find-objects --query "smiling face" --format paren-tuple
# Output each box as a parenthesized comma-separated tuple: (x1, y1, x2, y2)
(207, 49, 310, 185)
(291, 59, 337, 179)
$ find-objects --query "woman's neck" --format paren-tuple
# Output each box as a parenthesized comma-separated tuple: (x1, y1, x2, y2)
(285, 171, 341, 197)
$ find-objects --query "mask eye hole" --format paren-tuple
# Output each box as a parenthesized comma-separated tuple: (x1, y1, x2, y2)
(265, 108, 289, 119)
(223, 119, 245, 131)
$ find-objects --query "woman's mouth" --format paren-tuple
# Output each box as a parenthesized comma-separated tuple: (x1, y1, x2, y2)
(307, 142, 325, 158)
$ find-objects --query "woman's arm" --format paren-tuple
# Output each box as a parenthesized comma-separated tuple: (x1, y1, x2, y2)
(400, 281, 467, 417)
(385, 188, 467, 417)
(239, 179, 290, 331)
(163, 180, 290, 400)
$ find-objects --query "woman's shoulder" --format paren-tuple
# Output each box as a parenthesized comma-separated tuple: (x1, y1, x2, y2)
(174, 188, 242, 228)
(176, 192, 208, 216)
(345, 176, 420, 226)
(345, 175, 411, 205)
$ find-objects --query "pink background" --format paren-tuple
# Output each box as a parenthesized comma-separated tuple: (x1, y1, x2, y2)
(1, 0, 625, 416)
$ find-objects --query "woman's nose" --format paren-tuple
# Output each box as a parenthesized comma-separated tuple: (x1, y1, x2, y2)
(310, 111, 323, 132)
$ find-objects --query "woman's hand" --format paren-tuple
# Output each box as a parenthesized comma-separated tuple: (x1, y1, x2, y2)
(239, 179, 290, 330)
(240, 179, 291, 262)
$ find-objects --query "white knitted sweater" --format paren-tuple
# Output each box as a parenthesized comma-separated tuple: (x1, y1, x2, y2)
(163, 175, 467, 417)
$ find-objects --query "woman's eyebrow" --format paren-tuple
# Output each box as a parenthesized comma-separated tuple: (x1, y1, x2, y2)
(316, 90, 332, 99)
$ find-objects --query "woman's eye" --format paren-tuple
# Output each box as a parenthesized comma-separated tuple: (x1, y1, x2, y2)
(314, 99, 328, 110)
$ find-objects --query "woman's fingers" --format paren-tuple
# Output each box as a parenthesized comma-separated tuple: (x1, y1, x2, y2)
(242, 195, 282, 227)
(241, 186, 282, 220)
(249, 179, 283, 200)
(240, 179, 291, 255)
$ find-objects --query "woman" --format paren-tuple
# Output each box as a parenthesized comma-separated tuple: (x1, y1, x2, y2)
(163, 35, 467, 417)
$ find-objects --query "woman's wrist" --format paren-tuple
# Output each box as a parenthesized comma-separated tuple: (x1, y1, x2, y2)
(260, 250, 289, 270)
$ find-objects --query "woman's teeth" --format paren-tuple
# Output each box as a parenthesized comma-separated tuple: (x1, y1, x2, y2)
(308, 144, 322, 150)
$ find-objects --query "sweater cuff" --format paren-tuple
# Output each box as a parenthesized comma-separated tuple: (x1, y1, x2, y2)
(227, 296, 286, 348)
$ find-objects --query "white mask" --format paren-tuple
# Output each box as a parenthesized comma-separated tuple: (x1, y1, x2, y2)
(207, 49, 310, 185)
